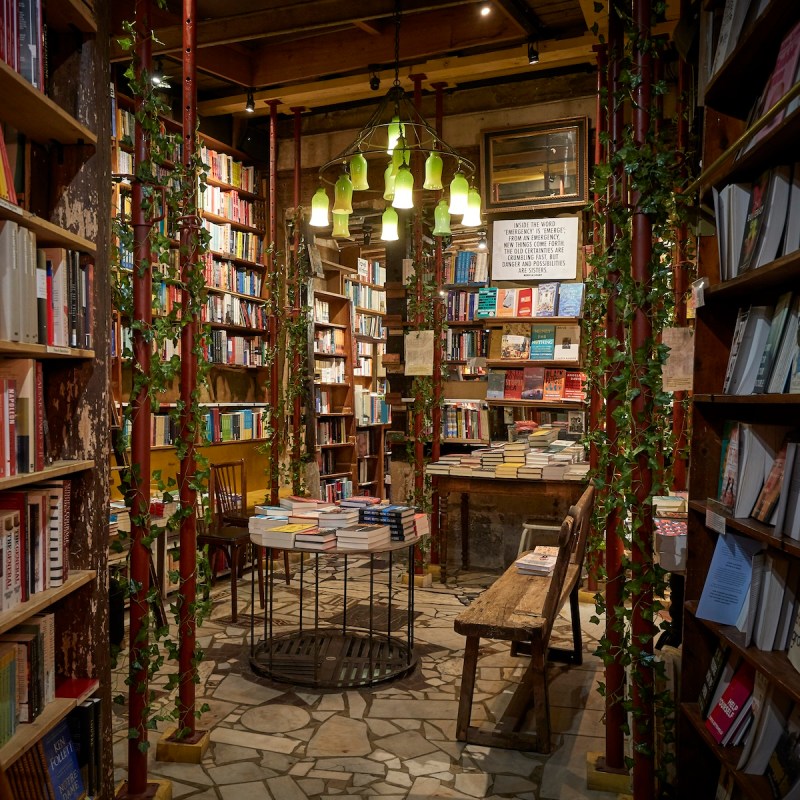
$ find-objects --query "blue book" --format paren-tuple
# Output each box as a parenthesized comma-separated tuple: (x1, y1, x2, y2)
(529, 325, 556, 360)
(557, 282, 585, 317)
(41, 719, 86, 800)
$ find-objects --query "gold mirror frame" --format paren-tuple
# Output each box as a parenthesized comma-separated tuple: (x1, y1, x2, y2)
(481, 117, 589, 213)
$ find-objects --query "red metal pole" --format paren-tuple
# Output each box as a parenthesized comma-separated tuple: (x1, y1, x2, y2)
(127, 0, 153, 791)
(429, 80, 446, 570)
(291, 106, 303, 489)
(604, 0, 627, 775)
(631, 0, 655, 795)
(177, 0, 199, 738)
(587, 44, 606, 593)
(268, 99, 280, 505)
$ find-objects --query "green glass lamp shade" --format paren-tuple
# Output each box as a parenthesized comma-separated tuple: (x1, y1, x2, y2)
(387, 115, 406, 154)
(383, 162, 396, 201)
(432, 199, 451, 236)
(391, 141, 410, 171)
(309, 186, 330, 227)
(461, 187, 482, 227)
(332, 211, 351, 238)
(448, 171, 469, 215)
(423, 152, 443, 190)
(381, 206, 399, 241)
(350, 153, 369, 191)
(332, 171, 354, 214)
(392, 165, 414, 209)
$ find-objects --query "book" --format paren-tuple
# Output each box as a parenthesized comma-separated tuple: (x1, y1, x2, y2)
(709, 0, 752, 78)
(476, 286, 498, 318)
(534, 282, 558, 316)
(486, 370, 506, 400)
(704, 660, 755, 745)
(515, 545, 559, 575)
(497, 288, 517, 317)
(725, 305, 773, 395)
(740, 675, 792, 775)
(751, 438, 789, 524)
(734, 423, 788, 519)
(39, 718, 86, 800)
(698, 644, 732, 719)
(500, 333, 530, 360)
(553, 324, 580, 362)
(520, 367, 545, 400)
(753, 552, 790, 650)
(765, 706, 800, 800)
(752, 165, 792, 270)
(515, 287, 533, 317)
(529, 325, 555, 360)
(738, 171, 773, 274)
(783, 163, 800, 257)
(562, 370, 586, 401)
(766, 295, 800, 394)
(556, 282, 584, 317)
(754, 292, 794, 393)
(542, 368, 566, 401)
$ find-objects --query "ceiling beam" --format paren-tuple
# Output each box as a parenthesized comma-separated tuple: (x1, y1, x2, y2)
(110, 0, 473, 61)
(195, 45, 254, 87)
(495, 0, 543, 37)
(249, 7, 525, 88)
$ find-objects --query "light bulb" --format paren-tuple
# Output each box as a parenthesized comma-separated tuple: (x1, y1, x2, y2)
(381, 207, 399, 241)
(383, 162, 396, 201)
(387, 115, 405, 154)
(309, 187, 330, 227)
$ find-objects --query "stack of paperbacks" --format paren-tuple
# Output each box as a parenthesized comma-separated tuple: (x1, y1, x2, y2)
(514, 545, 560, 576)
(359, 503, 417, 541)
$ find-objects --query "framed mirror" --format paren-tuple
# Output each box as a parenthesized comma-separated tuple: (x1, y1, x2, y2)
(481, 117, 589, 213)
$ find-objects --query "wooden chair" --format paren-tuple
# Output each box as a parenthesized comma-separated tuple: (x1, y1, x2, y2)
(453, 484, 594, 753)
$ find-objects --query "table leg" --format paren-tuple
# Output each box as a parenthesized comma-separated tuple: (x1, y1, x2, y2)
(230, 543, 241, 623)
(440, 490, 449, 584)
(456, 635, 479, 741)
(461, 492, 470, 572)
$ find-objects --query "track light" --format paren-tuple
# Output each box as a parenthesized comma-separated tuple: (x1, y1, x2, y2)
(151, 58, 170, 88)
(528, 40, 540, 65)
(363, 225, 372, 246)
(245, 90, 255, 113)
(478, 229, 487, 250)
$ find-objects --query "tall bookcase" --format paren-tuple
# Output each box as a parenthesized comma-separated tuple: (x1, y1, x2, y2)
(678, 2, 800, 797)
(0, 0, 111, 792)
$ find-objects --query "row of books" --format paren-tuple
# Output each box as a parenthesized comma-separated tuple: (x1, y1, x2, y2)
(203, 330, 267, 367)
(441, 402, 490, 442)
(201, 253, 262, 298)
(354, 258, 386, 286)
(315, 358, 346, 384)
(345, 281, 386, 313)
(320, 477, 353, 503)
(443, 249, 489, 285)
(497, 323, 581, 362)
(0, 131, 18, 205)
(722, 294, 800, 396)
(316, 417, 348, 446)
(0, 480, 71, 609)
(0, 359, 45, 477)
(200, 186, 257, 227)
(202, 293, 268, 330)
(319, 448, 348, 477)
(314, 327, 346, 356)
(0, 0, 44, 91)
(714, 164, 800, 282)
(354, 311, 384, 339)
(0, 224, 93, 349)
(445, 329, 488, 361)
(200, 145, 259, 193)
(475, 282, 585, 320)
(354, 386, 391, 426)
(486, 367, 587, 402)
(202, 219, 262, 263)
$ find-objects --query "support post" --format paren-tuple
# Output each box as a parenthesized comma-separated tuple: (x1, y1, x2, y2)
(126, 0, 153, 792)
(631, 0, 655, 795)
(291, 106, 304, 489)
(268, 99, 281, 506)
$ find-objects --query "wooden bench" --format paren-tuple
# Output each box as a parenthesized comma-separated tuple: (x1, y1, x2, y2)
(453, 484, 594, 753)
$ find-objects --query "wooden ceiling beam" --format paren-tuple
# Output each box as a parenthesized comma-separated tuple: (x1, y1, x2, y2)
(195, 45, 254, 87)
(353, 20, 383, 36)
(110, 0, 471, 61)
(495, 0, 543, 37)
(249, 7, 525, 88)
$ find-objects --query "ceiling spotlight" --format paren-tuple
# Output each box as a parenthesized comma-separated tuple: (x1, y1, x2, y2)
(363, 225, 373, 246)
(245, 90, 255, 113)
(151, 58, 170, 88)
(369, 69, 380, 91)
(528, 40, 540, 65)
(477, 229, 487, 250)
(480, 3, 491, 16)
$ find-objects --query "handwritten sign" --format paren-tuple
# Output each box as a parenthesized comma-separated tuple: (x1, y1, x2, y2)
(491, 217, 579, 280)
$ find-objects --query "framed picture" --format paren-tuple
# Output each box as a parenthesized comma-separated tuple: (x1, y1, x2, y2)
(481, 117, 589, 213)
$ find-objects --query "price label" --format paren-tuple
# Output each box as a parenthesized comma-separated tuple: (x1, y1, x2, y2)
(705, 506, 726, 534)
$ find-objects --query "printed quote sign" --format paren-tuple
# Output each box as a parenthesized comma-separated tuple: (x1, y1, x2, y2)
(491, 217, 579, 280)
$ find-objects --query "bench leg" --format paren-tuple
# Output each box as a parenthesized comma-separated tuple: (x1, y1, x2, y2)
(456, 636, 480, 742)
(529, 637, 551, 753)
(568, 584, 583, 665)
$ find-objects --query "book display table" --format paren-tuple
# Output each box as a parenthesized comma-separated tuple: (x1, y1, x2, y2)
(432, 475, 586, 580)
(249, 537, 423, 688)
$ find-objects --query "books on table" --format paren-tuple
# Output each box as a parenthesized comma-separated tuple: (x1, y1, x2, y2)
(250, 522, 318, 548)
(515, 545, 559, 575)
(335, 523, 392, 550)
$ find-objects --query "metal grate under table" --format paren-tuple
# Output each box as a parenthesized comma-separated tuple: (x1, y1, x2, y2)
(250, 629, 417, 688)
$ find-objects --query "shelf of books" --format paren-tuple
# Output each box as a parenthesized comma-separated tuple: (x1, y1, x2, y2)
(679, 5, 800, 798)
(1, 0, 109, 791)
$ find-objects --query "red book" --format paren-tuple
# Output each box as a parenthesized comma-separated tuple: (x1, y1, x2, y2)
(563, 370, 587, 401)
(504, 369, 523, 400)
(515, 287, 533, 317)
(542, 369, 566, 401)
(705, 661, 755, 744)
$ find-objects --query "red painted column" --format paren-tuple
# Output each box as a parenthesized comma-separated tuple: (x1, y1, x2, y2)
(126, 0, 153, 792)
(177, 0, 199, 738)
(268, 99, 281, 505)
(429, 81, 447, 571)
(604, 0, 627, 775)
(291, 106, 304, 488)
(631, 0, 655, 794)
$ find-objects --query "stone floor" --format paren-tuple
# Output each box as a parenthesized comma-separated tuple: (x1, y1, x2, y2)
(111, 557, 621, 800)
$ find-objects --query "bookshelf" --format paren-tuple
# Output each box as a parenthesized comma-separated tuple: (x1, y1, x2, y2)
(678, 4, 800, 797)
(0, 0, 110, 788)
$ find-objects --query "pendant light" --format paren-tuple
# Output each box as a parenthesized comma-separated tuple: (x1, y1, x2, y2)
(392, 165, 414, 209)
(383, 162, 396, 201)
(332, 171, 354, 214)
(350, 153, 369, 191)
(381, 206, 399, 241)
(449, 171, 469, 216)
(387, 115, 405, 154)
(461, 186, 482, 227)
(309, 186, 330, 227)
(423, 151, 443, 190)
(332, 212, 351, 238)
(432, 199, 451, 236)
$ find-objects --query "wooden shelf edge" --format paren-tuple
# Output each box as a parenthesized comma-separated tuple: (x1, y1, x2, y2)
(0, 570, 96, 637)
(0, 199, 96, 253)
(0, 698, 77, 770)
(0, 459, 94, 491)
(0, 341, 94, 359)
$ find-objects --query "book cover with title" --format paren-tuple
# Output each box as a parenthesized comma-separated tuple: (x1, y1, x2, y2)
(41, 719, 86, 800)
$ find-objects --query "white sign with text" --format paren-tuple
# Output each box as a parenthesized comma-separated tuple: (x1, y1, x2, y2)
(491, 217, 579, 280)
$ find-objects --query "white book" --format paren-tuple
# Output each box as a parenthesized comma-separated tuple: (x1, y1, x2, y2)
(710, 0, 752, 78)
(727, 183, 751, 277)
(727, 305, 773, 396)
(754, 165, 791, 269)
(754, 552, 789, 650)
(553, 324, 580, 362)
(767, 296, 800, 394)
(0, 220, 20, 342)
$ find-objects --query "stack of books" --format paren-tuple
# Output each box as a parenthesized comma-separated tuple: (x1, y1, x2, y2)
(249, 520, 318, 548)
(316, 507, 360, 530)
(515, 546, 560, 575)
(360, 504, 417, 541)
(414, 513, 430, 538)
(336, 523, 392, 550)
(294, 527, 337, 551)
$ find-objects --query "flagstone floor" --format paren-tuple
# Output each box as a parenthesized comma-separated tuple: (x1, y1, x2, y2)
(111, 558, 621, 800)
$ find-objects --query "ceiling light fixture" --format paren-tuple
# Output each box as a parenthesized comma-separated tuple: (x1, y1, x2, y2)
(528, 40, 540, 66)
(151, 58, 171, 89)
(245, 89, 255, 113)
(477, 229, 488, 250)
(480, 3, 491, 16)
(309, 0, 478, 238)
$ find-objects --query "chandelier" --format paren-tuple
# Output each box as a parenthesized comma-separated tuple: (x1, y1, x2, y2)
(309, 1, 479, 241)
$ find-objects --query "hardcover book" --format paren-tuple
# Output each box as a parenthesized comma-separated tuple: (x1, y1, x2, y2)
(534, 282, 558, 317)
(542, 369, 566, 401)
(529, 326, 555, 360)
(515, 287, 533, 317)
(40, 718, 86, 800)
(521, 367, 545, 400)
(553, 324, 580, 362)
(704, 660, 755, 745)
(497, 288, 517, 317)
(556, 282, 585, 317)
(476, 287, 498, 318)
(486, 370, 506, 399)
(738, 171, 772, 274)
